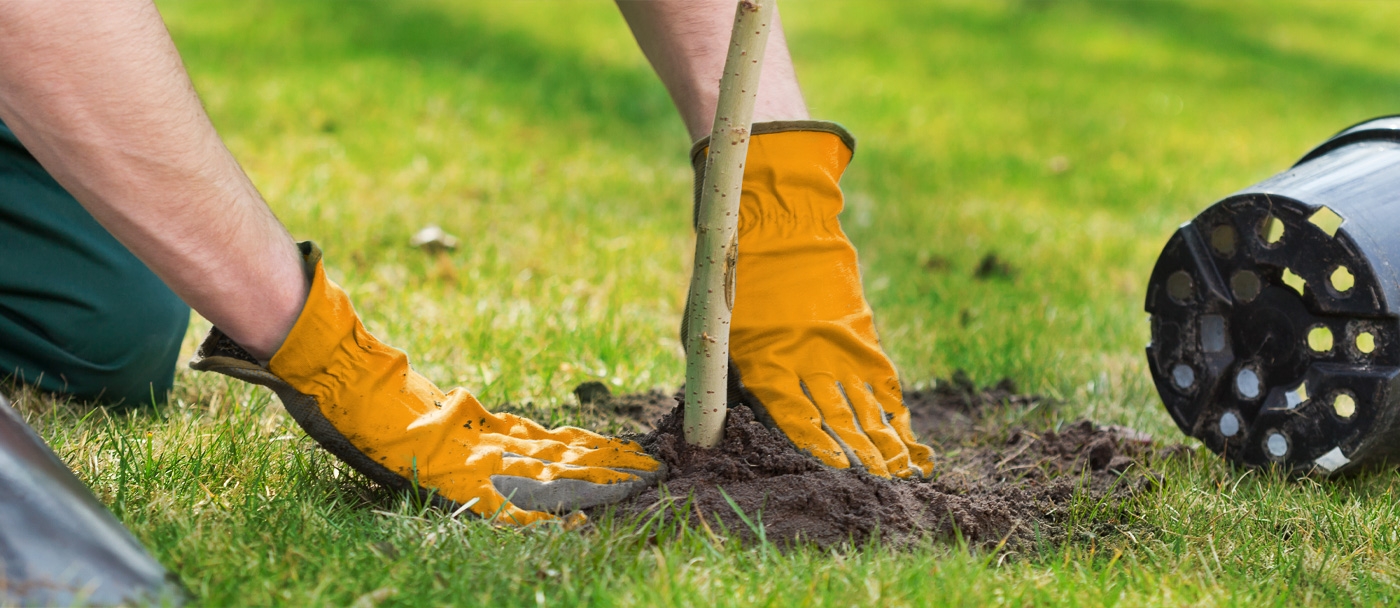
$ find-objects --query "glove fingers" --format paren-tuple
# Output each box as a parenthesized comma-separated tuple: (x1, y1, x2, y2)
(841, 379, 915, 477)
(446, 386, 655, 466)
(436, 452, 557, 525)
(458, 463, 594, 523)
(546, 429, 652, 458)
(442, 391, 556, 441)
(868, 381, 936, 477)
(443, 390, 620, 448)
(802, 375, 890, 477)
(497, 456, 642, 485)
(746, 379, 852, 469)
(494, 454, 659, 512)
(463, 488, 557, 526)
(487, 413, 592, 444)
(492, 435, 661, 472)
(490, 472, 651, 513)
(434, 445, 655, 521)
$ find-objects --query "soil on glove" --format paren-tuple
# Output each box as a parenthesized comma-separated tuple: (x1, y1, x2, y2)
(581, 376, 1179, 550)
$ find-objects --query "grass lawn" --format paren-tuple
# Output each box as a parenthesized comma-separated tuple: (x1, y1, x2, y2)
(10, 0, 1400, 604)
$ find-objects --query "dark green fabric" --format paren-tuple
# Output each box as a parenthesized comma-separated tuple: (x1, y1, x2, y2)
(0, 119, 188, 405)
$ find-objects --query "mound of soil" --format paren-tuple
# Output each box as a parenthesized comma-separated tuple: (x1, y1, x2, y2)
(584, 377, 1177, 550)
(903, 370, 1043, 443)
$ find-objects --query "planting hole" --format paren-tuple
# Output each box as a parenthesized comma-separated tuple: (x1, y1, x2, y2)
(1167, 271, 1194, 303)
(1281, 268, 1306, 295)
(1333, 393, 1356, 419)
(1259, 215, 1285, 246)
(1201, 315, 1227, 352)
(1236, 367, 1261, 399)
(1171, 363, 1195, 389)
(1308, 206, 1343, 237)
(1284, 382, 1309, 409)
(1307, 325, 1333, 353)
(1211, 224, 1237, 256)
(1356, 331, 1376, 354)
(1330, 266, 1354, 293)
(1231, 270, 1260, 302)
(1219, 412, 1240, 437)
(1266, 432, 1289, 458)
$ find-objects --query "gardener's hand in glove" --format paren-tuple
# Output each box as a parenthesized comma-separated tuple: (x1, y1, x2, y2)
(192, 243, 663, 524)
(688, 122, 934, 478)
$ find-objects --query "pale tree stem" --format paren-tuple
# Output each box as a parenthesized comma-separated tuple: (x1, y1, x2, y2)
(684, 0, 775, 447)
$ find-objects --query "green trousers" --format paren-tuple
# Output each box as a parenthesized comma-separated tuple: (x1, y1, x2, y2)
(0, 119, 188, 405)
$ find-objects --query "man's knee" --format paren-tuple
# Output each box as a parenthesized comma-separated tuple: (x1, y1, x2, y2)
(0, 281, 189, 406)
(71, 284, 190, 404)
(0, 116, 190, 405)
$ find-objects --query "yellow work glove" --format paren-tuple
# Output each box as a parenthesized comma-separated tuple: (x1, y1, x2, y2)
(688, 121, 934, 478)
(191, 242, 663, 525)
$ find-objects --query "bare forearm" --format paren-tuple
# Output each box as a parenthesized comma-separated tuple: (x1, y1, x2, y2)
(617, 0, 809, 142)
(0, 0, 305, 360)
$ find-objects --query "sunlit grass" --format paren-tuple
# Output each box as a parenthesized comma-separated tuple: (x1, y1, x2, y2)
(8, 0, 1400, 604)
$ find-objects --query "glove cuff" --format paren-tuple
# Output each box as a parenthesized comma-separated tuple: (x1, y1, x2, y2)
(188, 242, 435, 508)
(266, 245, 443, 412)
(265, 244, 359, 388)
(689, 120, 856, 228)
(688, 120, 856, 167)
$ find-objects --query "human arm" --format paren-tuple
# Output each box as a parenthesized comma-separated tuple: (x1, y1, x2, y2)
(618, 1, 935, 477)
(615, 0, 809, 142)
(0, 0, 305, 361)
(0, 0, 663, 519)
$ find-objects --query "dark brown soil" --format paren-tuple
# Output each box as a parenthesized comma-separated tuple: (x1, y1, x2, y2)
(974, 252, 1017, 280)
(571, 381, 675, 434)
(580, 376, 1179, 550)
(903, 370, 1043, 443)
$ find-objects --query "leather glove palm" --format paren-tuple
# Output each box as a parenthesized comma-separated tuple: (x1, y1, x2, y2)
(689, 122, 934, 478)
(192, 243, 662, 525)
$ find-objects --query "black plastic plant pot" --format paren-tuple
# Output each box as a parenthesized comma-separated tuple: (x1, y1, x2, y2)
(1146, 116, 1400, 475)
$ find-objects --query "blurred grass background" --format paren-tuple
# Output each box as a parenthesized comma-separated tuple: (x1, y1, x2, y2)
(172, 0, 1400, 430)
(10, 0, 1400, 604)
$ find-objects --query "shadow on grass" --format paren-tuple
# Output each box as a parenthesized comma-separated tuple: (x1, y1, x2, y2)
(799, 0, 1400, 96)
(1092, 0, 1400, 95)
(176, 0, 680, 142)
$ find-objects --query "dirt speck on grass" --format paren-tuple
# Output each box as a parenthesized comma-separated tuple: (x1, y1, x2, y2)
(586, 378, 1177, 550)
(974, 252, 1016, 280)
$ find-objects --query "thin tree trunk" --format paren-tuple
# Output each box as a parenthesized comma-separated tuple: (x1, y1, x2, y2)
(684, 0, 776, 447)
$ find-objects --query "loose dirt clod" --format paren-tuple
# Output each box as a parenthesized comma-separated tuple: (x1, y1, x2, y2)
(587, 378, 1176, 550)
(974, 252, 1016, 280)
(572, 381, 612, 407)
